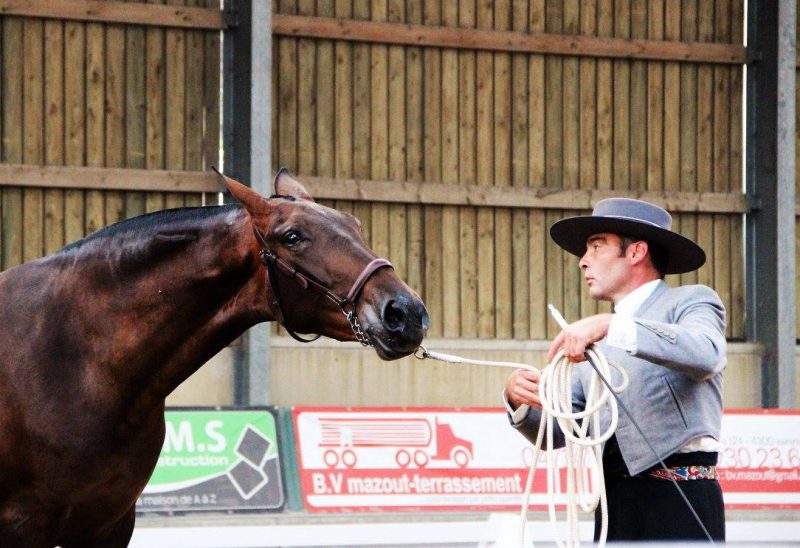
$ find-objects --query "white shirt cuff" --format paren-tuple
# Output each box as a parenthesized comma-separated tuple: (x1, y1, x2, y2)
(606, 314, 638, 353)
(503, 390, 531, 425)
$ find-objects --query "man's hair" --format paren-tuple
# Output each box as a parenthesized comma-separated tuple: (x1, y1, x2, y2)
(618, 234, 667, 278)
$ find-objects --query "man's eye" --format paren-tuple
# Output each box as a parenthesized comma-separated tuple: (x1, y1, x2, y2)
(283, 231, 302, 246)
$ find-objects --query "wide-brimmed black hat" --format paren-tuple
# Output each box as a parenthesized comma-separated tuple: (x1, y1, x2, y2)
(549, 198, 706, 274)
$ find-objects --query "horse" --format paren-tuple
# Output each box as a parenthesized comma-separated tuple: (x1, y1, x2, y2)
(0, 169, 429, 547)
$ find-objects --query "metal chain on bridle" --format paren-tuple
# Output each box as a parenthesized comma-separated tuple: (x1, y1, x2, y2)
(252, 226, 393, 346)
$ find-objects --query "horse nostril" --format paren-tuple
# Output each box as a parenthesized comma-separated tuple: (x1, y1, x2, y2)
(382, 299, 407, 333)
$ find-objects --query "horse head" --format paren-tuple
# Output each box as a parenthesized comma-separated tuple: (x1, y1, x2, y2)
(216, 169, 429, 360)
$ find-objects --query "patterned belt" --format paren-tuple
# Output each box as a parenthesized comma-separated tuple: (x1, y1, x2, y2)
(645, 465, 718, 481)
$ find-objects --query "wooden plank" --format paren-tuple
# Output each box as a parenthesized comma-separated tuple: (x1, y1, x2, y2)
(678, 0, 698, 287)
(0, 165, 749, 212)
(0, 0, 226, 29)
(695, 1, 714, 289)
(201, 0, 219, 172)
(165, 0, 187, 210)
(422, 0, 443, 337)
(43, 18, 66, 255)
(528, 1, 545, 188)
(612, 0, 631, 190)
(369, 0, 389, 261)
(181, 0, 204, 208)
(404, 0, 424, 297)
(629, 0, 646, 191)
(64, 20, 85, 244)
(510, 0, 533, 339)
(545, 209, 564, 339)
(730, 0, 744, 338)
(646, 1, 664, 191)
(315, 1, 335, 177)
(296, 0, 315, 173)
(105, 19, 126, 224)
(493, 0, 512, 339)
(145, 1, 166, 212)
(545, 2, 563, 188)
(562, 0, 579, 192)
(387, 0, 407, 280)
(22, 16, 44, 262)
(459, 0, 479, 339)
(85, 20, 106, 234)
(596, 0, 613, 190)
(0, 164, 220, 192)
(333, 0, 353, 178)
(125, 3, 147, 218)
(272, 14, 747, 64)
(663, 1, 680, 193)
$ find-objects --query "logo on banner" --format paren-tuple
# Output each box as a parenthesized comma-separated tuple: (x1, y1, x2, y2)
(137, 409, 284, 512)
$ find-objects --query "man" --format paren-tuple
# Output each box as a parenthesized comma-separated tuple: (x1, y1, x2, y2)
(505, 198, 726, 542)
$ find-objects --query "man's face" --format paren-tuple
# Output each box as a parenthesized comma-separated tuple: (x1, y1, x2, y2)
(578, 233, 633, 302)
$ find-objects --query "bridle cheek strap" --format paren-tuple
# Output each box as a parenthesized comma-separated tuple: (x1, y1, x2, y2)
(253, 227, 393, 345)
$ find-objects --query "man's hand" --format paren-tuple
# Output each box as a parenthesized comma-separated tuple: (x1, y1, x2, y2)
(505, 368, 543, 410)
(546, 313, 613, 363)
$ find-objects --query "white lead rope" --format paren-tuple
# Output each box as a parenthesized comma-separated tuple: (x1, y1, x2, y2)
(415, 305, 629, 547)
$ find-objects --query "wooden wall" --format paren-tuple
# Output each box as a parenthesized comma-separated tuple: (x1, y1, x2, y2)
(0, 0, 220, 270)
(268, 0, 748, 406)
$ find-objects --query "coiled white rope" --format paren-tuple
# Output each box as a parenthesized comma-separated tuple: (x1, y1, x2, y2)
(415, 305, 629, 548)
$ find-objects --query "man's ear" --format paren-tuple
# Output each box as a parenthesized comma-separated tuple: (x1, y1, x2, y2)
(213, 168, 272, 214)
(274, 168, 314, 202)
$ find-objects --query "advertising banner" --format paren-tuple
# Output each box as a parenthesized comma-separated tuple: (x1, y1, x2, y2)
(294, 407, 800, 512)
(137, 408, 284, 513)
(719, 410, 800, 509)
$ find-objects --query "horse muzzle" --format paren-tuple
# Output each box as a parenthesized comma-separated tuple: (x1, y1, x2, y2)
(368, 294, 429, 360)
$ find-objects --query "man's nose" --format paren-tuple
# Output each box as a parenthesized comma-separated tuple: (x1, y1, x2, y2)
(579, 254, 589, 269)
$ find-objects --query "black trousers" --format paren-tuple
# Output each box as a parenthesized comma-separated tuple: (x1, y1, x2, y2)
(593, 476, 726, 542)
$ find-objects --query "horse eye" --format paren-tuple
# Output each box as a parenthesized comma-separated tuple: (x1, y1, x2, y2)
(282, 231, 302, 246)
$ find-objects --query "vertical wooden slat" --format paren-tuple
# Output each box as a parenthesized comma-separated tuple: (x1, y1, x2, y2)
(145, 0, 165, 212)
(678, 0, 698, 287)
(511, 0, 530, 339)
(387, 0, 407, 281)
(183, 0, 205, 207)
(165, 0, 186, 209)
(422, 1, 443, 337)
(369, 0, 390, 261)
(528, 0, 547, 338)
(350, 0, 372, 259)
(441, 1, 460, 337)
(713, 0, 732, 337)
(1, 17, 25, 270)
(545, 2, 563, 189)
(578, 0, 597, 319)
(613, 0, 631, 190)
(405, 0, 424, 297)
(315, 1, 335, 178)
(296, 0, 315, 174)
(44, 18, 66, 255)
(277, 0, 298, 175)
(629, 0, 647, 191)
(201, 0, 220, 175)
(696, 1, 715, 290)
(22, 17, 44, 262)
(85, 20, 106, 233)
(646, 0, 664, 191)
(333, 0, 353, 179)
(64, 20, 85, 244)
(457, 0, 478, 338)
(663, 2, 681, 193)
(105, 21, 126, 225)
(596, 0, 613, 191)
(729, 0, 744, 338)
(561, 1, 581, 325)
(125, 0, 147, 218)
(494, 0, 512, 339)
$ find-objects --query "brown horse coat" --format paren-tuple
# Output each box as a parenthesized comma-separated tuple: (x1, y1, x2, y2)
(0, 172, 427, 546)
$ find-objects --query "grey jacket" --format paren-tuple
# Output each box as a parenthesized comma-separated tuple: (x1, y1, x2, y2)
(512, 281, 726, 476)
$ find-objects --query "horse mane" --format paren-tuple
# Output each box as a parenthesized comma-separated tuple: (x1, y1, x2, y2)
(54, 204, 245, 273)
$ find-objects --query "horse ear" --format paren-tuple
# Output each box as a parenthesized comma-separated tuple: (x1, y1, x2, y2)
(212, 167, 271, 214)
(274, 168, 314, 202)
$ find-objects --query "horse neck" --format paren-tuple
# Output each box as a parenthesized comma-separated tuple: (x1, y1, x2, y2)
(70, 206, 273, 415)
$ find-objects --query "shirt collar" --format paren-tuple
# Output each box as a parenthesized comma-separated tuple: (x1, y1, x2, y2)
(614, 279, 661, 316)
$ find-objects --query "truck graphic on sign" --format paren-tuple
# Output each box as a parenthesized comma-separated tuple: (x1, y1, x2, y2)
(317, 417, 473, 469)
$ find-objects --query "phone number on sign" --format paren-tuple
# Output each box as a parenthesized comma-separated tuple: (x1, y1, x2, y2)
(719, 446, 800, 469)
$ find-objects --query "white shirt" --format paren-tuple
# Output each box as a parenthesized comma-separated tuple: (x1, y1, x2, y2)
(506, 279, 719, 452)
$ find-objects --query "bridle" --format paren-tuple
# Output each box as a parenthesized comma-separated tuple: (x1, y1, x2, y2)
(252, 227, 393, 345)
